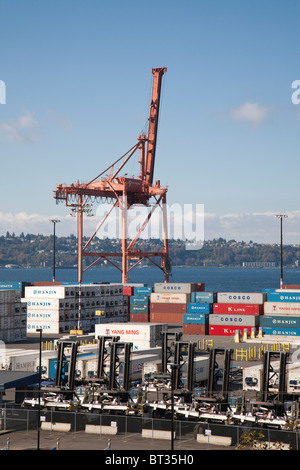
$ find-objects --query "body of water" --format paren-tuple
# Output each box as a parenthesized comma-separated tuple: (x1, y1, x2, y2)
(0, 266, 300, 292)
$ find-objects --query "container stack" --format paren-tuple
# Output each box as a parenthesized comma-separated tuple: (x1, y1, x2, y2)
(23, 283, 129, 333)
(183, 292, 215, 335)
(0, 288, 27, 342)
(261, 290, 300, 337)
(150, 283, 205, 324)
(129, 286, 153, 322)
(209, 292, 266, 337)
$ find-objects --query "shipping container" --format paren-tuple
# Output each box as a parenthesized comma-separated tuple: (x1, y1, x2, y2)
(191, 292, 216, 303)
(150, 293, 190, 304)
(25, 285, 75, 299)
(95, 322, 167, 344)
(26, 320, 63, 334)
(186, 303, 212, 314)
(262, 326, 300, 336)
(150, 302, 187, 313)
(183, 313, 209, 324)
(22, 298, 64, 310)
(154, 283, 204, 294)
(267, 292, 300, 303)
(130, 303, 149, 313)
(130, 313, 149, 322)
(217, 292, 266, 304)
(209, 313, 259, 327)
(150, 312, 183, 323)
(209, 325, 258, 336)
(134, 286, 153, 295)
(213, 303, 263, 315)
(260, 315, 300, 328)
(130, 295, 150, 304)
(183, 323, 208, 335)
(263, 302, 300, 315)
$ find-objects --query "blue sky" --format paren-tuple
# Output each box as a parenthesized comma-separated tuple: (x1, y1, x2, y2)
(1, 0, 300, 243)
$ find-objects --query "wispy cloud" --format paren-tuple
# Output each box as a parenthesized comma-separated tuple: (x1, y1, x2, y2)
(0, 111, 40, 143)
(228, 101, 272, 126)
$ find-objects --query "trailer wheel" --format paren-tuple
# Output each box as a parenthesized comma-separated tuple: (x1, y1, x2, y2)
(193, 423, 204, 439)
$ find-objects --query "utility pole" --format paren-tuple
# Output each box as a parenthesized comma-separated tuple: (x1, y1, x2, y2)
(275, 214, 288, 289)
(49, 219, 60, 282)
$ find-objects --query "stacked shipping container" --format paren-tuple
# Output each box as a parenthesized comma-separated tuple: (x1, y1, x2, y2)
(23, 283, 129, 333)
(183, 292, 215, 335)
(261, 290, 300, 336)
(209, 292, 266, 337)
(149, 283, 205, 324)
(0, 287, 27, 342)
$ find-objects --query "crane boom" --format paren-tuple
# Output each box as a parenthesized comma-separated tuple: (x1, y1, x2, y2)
(145, 67, 167, 186)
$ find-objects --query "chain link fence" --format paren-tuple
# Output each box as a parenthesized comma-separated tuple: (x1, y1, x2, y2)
(0, 405, 299, 450)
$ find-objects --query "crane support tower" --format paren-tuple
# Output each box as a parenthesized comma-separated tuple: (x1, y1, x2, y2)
(54, 67, 170, 284)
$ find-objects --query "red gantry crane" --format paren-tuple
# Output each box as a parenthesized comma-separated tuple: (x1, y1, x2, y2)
(54, 67, 170, 286)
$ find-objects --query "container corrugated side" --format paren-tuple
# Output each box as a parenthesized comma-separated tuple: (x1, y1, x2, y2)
(150, 293, 190, 304)
(213, 303, 263, 315)
(183, 323, 208, 335)
(154, 283, 204, 294)
(150, 312, 183, 323)
(217, 292, 266, 305)
(209, 313, 259, 327)
(191, 292, 216, 303)
(209, 325, 258, 336)
(183, 313, 209, 324)
(264, 302, 300, 315)
(260, 315, 300, 328)
(150, 303, 187, 313)
(186, 303, 212, 313)
(267, 292, 300, 303)
(262, 326, 300, 336)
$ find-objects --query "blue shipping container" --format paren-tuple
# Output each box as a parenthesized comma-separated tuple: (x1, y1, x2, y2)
(260, 316, 300, 328)
(130, 303, 149, 313)
(187, 303, 212, 313)
(191, 292, 216, 303)
(134, 286, 153, 295)
(0, 281, 26, 290)
(183, 313, 209, 324)
(267, 292, 300, 303)
(262, 326, 300, 336)
(130, 295, 150, 304)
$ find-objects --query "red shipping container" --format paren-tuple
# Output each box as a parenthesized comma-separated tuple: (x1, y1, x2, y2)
(213, 303, 263, 315)
(283, 285, 300, 290)
(209, 325, 258, 336)
(130, 313, 149, 322)
(34, 281, 62, 285)
(183, 323, 208, 335)
(150, 303, 187, 313)
(123, 286, 134, 296)
(150, 312, 183, 323)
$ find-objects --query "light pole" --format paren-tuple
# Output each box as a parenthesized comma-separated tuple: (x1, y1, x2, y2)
(36, 328, 42, 451)
(170, 363, 179, 451)
(49, 219, 60, 282)
(275, 214, 288, 289)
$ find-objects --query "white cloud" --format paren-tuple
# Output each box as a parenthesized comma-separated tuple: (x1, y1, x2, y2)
(229, 101, 272, 126)
(0, 209, 298, 245)
(0, 111, 40, 143)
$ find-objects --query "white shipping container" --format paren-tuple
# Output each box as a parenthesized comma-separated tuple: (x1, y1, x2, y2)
(22, 298, 64, 310)
(95, 322, 167, 344)
(27, 310, 64, 321)
(26, 320, 61, 334)
(264, 302, 300, 315)
(217, 292, 266, 305)
(154, 283, 195, 294)
(25, 285, 77, 299)
(150, 293, 190, 304)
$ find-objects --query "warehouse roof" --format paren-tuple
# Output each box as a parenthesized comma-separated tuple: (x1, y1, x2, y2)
(0, 371, 40, 390)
